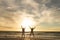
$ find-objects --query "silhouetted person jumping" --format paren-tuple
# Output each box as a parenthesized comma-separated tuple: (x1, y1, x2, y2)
(29, 26, 35, 36)
(21, 26, 25, 37)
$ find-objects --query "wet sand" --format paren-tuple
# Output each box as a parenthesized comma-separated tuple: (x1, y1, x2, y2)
(0, 31, 60, 40)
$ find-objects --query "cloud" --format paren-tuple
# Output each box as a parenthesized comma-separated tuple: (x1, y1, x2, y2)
(0, 0, 60, 31)
(47, 0, 60, 8)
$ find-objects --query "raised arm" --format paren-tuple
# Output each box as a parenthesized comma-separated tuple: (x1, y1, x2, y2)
(29, 26, 36, 29)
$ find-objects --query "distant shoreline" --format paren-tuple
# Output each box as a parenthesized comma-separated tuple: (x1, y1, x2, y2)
(0, 31, 60, 33)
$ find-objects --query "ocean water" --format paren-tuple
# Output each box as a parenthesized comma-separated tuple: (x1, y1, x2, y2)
(0, 31, 60, 40)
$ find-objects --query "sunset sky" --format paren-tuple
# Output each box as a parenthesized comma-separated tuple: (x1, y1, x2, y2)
(0, 0, 60, 31)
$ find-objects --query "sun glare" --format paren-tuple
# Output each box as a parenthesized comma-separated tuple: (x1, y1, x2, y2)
(21, 18, 35, 31)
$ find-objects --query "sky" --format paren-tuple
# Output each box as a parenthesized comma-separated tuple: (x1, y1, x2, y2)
(0, 0, 60, 31)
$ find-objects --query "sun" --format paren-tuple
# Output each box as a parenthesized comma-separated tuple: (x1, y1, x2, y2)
(21, 18, 35, 31)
